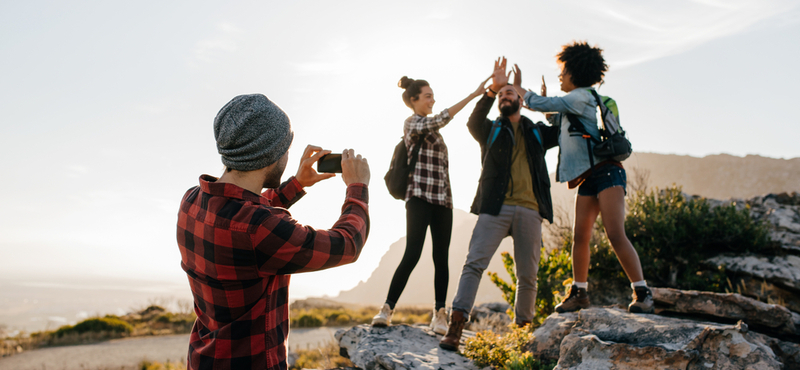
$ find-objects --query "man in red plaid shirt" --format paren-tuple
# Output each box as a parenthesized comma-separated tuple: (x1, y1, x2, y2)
(177, 94, 370, 370)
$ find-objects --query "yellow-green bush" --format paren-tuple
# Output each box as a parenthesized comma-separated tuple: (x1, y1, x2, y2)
(463, 324, 555, 370)
(293, 313, 325, 328)
(54, 316, 133, 337)
(139, 360, 187, 370)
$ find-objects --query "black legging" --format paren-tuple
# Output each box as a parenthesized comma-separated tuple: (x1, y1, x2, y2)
(385, 197, 453, 310)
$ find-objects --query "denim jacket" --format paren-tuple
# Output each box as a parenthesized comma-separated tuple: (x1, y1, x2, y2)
(524, 88, 608, 182)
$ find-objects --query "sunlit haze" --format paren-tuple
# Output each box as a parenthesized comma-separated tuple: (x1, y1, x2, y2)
(2, 0, 799, 313)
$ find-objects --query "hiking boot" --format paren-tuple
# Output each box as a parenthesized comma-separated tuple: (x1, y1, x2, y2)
(430, 307, 448, 335)
(371, 303, 393, 327)
(628, 286, 654, 313)
(555, 285, 590, 313)
(439, 310, 468, 351)
(516, 320, 532, 328)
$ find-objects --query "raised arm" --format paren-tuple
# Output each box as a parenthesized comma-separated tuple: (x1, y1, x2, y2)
(254, 149, 371, 275)
(512, 63, 583, 115)
(405, 77, 490, 137)
(447, 77, 490, 117)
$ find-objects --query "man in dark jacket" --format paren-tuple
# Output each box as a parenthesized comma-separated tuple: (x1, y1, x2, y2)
(440, 58, 558, 351)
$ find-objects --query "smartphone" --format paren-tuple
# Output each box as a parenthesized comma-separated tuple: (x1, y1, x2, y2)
(317, 153, 342, 173)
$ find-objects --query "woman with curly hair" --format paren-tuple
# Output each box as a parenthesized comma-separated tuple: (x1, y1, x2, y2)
(511, 41, 653, 314)
(371, 76, 489, 334)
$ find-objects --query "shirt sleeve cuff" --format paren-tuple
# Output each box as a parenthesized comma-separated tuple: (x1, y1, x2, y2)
(285, 176, 307, 198)
(524, 90, 536, 102)
(345, 183, 369, 208)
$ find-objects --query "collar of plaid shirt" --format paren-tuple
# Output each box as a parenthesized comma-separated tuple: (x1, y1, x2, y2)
(199, 174, 286, 205)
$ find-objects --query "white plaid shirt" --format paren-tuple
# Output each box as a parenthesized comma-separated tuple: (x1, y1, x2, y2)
(403, 109, 453, 208)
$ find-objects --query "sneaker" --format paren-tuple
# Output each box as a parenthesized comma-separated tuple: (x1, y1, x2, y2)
(554, 285, 590, 313)
(628, 286, 654, 313)
(430, 307, 448, 335)
(371, 303, 393, 327)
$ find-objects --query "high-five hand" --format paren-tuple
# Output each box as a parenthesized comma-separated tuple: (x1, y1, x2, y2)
(541, 75, 547, 97)
(474, 76, 491, 97)
(491, 57, 510, 92)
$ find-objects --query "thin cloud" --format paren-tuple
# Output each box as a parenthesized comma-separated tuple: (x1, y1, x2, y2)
(586, 0, 798, 68)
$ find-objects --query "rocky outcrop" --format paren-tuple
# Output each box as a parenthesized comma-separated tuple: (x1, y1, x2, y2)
(335, 324, 479, 370)
(530, 307, 796, 369)
(652, 288, 798, 339)
(701, 193, 800, 314)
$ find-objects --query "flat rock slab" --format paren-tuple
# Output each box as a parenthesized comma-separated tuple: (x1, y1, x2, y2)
(652, 287, 797, 337)
(706, 254, 800, 291)
(530, 307, 784, 370)
(335, 324, 479, 370)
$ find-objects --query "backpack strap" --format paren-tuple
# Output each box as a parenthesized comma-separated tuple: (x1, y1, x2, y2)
(531, 124, 542, 145)
(486, 119, 502, 147)
(408, 133, 426, 169)
(566, 114, 595, 171)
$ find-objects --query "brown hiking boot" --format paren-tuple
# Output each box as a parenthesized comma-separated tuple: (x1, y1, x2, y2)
(628, 286, 654, 313)
(439, 310, 468, 351)
(554, 285, 590, 313)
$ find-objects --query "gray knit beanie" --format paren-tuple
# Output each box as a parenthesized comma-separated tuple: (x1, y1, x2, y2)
(213, 94, 294, 171)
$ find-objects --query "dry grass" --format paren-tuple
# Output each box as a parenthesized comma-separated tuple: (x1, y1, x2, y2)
(289, 340, 353, 369)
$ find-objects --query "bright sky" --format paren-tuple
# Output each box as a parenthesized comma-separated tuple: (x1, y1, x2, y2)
(1, 0, 799, 300)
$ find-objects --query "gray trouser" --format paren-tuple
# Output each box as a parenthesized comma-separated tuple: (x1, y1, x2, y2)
(452, 205, 543, 323)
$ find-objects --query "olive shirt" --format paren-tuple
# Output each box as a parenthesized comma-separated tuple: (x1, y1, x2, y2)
(503, 120, 539, 211)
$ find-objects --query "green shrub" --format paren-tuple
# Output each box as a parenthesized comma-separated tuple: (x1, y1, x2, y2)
(293, 313, 324, 328)
(487, 252, 517, 315)
(463, 324, 554, 370)
(54, 317, 133, 337)
(623, 186, 771, 290)
(488, 247, 573, 324)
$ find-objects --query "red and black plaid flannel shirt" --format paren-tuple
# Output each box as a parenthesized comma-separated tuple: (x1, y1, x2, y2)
(177, 175, 369, 370)
(403, 108, 453, 208)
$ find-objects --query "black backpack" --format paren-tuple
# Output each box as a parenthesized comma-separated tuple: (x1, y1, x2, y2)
(384, 134, 424, 200)
(566, 89, 632, 168)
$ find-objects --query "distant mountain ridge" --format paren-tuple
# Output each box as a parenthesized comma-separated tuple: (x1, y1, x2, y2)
(332, 153, 800, 306)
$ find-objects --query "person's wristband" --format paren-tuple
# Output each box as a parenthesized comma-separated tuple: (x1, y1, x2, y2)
(487, 87, 497, 95)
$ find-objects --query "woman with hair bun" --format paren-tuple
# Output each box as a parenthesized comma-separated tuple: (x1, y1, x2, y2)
(372, 76, 489, 334)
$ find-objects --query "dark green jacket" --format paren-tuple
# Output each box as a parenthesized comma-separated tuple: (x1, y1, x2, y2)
(467, 93, 559, 223)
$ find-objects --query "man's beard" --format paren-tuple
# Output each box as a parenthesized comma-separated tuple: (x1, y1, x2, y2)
(499, 99, 520, 116)
(262, 154, 288, 189)
(262, 167, 283, 189)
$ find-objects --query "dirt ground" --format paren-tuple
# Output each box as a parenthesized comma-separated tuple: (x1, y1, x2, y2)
(0, 334, 189, 370)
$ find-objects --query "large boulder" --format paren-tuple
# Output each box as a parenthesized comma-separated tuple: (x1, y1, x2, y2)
(531, 307, 786, 369)
(742, 193, 800, 254)
(652, 287, 798, 339)
(335, 324, 480, 370)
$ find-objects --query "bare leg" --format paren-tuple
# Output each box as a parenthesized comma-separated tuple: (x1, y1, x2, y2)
(572, 194, 600, 283)
(597, 186, 644, 282)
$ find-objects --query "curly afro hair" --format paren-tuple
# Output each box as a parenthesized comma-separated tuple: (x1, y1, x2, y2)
(557, 41, 608, 87)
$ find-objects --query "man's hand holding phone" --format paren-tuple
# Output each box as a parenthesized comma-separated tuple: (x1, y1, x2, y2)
(295, 145, 336, 187)
(341, 149, 370, 186)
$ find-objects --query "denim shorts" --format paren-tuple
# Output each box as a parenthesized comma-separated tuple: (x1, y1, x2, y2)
(577, 163, 627, 197)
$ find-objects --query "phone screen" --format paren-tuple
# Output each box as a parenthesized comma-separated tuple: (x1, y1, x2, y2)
(317, 154, 342, 173)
